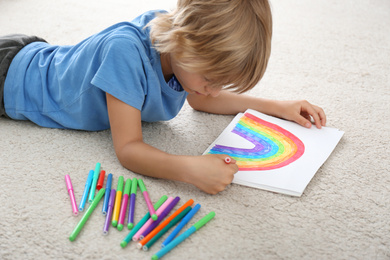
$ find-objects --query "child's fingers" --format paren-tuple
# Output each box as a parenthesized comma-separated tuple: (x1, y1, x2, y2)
(316, 106, 327, 126)
(297, 102, 323, 129)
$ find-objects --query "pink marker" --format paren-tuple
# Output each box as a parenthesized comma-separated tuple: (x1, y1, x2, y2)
(224, 157, 232, 164)
(117, 179, 132, 231)
(132, 197, 174, 241)
(65, 175, 78, 216)
(138, 179, 158, 221)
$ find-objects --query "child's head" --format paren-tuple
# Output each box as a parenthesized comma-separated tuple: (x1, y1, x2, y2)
(148, 0, 272, 93)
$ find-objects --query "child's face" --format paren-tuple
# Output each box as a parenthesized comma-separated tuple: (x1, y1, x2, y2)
(171, 55, 222, 97)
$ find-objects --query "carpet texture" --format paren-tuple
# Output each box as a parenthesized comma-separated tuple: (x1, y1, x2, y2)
(1, 0, 389, 259)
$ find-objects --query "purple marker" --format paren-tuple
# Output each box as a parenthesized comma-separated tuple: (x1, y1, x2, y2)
(139, 196, 180, 241)
(103, 189, 116, 235)
(127, 178, 138, 229)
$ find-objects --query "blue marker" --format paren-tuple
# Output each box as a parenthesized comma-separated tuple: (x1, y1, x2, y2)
(78, 170, 94, 211)
(102, 173, 113, 215)
(152, 212, 216, 260)
(161, 203, 201, 247)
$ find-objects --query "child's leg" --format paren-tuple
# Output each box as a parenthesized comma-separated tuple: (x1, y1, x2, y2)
(0, 34, 47, 118)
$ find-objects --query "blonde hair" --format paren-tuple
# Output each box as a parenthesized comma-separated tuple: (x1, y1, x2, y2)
(148, 0, 272, 93)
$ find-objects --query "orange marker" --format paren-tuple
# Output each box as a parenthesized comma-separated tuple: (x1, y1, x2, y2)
(137, 199, 194, 249)
(112, 176, 124, 227)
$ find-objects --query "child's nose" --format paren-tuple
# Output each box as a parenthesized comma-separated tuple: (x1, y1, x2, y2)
(206, 86, 221, 97)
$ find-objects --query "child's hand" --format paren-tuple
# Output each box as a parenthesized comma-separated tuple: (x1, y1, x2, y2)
(276, 100, 327, 129)
(185, 154, 239, 194)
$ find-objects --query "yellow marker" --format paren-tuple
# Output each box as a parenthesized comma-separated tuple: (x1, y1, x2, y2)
(112, 176, 124, 227)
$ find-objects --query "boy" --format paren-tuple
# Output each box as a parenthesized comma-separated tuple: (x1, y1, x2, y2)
(0, 0, 326, 194)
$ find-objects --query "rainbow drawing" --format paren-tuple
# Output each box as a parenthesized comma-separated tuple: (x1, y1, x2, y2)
(208, 112, 305, 171)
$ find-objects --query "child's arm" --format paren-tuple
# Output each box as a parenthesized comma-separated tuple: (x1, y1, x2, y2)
(187, 90, 327, 129)
(106, 93, 238, 194)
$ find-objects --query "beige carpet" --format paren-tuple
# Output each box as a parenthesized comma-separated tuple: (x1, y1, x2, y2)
(1, 0, 389, 259)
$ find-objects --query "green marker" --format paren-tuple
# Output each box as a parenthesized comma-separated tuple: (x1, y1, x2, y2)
(117, 179, 132, 231)
(112, 176, 124, 227)
(151, 211, 216, 260)
(127, 178, 138, 229)
(88, 162, 101, 203)
(138, 179, 158, 221)
(120, 195, 167, 248)
(143, 206, 192, 251)
(69, 188, 105, 242)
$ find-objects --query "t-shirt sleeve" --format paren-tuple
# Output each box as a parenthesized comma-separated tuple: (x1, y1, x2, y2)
(91, 36, 147, 111)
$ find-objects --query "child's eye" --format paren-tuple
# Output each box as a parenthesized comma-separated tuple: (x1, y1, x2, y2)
(204, 77, 211, 82)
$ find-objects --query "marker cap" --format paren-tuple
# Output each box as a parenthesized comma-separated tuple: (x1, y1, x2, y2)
(117, 224, 124, 231)
(120, 241, 127, 248)
(138, 179, 146, 192)
(124, 179, 132, 195)
(96, 170, 106, 190)
(131, 178, 138, 194)
(117, 176, 124, 192)
(193, 211, 216, 230)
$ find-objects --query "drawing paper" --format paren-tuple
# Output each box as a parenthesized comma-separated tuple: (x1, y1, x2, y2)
(204, 109, 344, 196)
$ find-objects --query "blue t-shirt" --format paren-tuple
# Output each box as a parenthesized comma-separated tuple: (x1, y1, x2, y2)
(4, 10, 188, 131)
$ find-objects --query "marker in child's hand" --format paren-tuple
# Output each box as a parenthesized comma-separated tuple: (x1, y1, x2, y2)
(224, 157, 232, 164)
(224, 156, 237, 164)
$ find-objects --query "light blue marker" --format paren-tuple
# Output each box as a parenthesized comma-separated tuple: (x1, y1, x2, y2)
(78, 170, 94, 211)
(88, 162, 101, 203)
(161, 203, 201, 247)
(102, 173, 113, 215)
(152, 212, 216, 260)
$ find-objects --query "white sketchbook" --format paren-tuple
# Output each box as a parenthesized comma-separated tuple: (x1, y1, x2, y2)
(204, 109, 344, 197)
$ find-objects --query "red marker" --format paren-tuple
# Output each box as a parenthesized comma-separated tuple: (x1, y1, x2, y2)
(96, 170, 106, 190)
(224, 157, 232, 164)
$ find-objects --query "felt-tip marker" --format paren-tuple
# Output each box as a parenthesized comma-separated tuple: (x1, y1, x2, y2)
(139, 196, 180, 241)
(138, 179, 158, 221)
(151, 211, 216, 260)
(112, 176, 124, 227)
(88, 162, 101, 203)
(127, 178, 138, 229)
(102, 173, 113, 215)
(138, 199, 194, 250)
(142, 206, 192, 251)
(79, 170, 93, 212)
(120, 195, 168, 248)
(96, 170, 106, 190)
(65, 174, 78, 216)
(161, 203, 201, 247)
(69, 188, 106, 241)
(117, 178, 131, 231)
(103, 189, 116, 235)
(132, 197, 173, 242)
